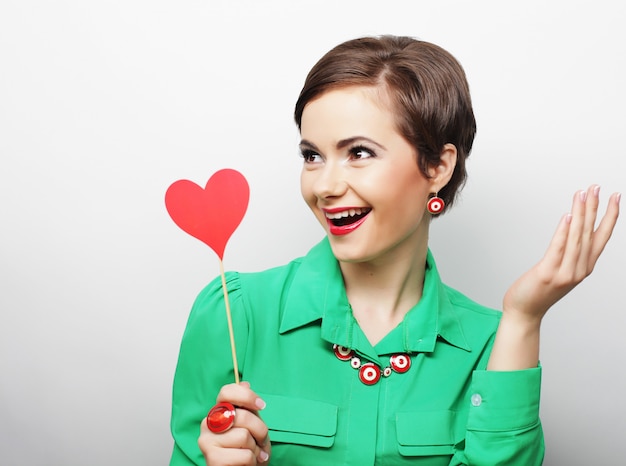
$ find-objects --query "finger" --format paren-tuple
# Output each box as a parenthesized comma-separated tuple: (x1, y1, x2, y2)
(589, 192, 621, 263)
(203, 445, 258, 466)
(204, 428, 270, 465)
(232, 408, 270, 448)
(200, 420, 268, 464)
(216, 382, 267, 413)
(212, 426, 258, 449)
(577, 185, 601, 275)
(540, 213, 571, 272)
(257, 442, 271, 464)
(561, 189, 587, 273)
(200, 383, 271, 456)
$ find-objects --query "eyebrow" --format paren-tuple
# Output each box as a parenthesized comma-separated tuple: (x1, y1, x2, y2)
(299, 136, 387, 152)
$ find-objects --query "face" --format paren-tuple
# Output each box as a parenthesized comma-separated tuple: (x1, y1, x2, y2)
(300, 86, 436, 265)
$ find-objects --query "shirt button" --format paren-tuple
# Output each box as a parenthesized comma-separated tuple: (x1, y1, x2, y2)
(471, 394, 482, 407)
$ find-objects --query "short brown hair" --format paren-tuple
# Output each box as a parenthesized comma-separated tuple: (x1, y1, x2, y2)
(294, 35, 476, 213)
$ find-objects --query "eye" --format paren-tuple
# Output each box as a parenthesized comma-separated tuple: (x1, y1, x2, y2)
(349, 145, 376, 160)
(300, 149, 323, 164)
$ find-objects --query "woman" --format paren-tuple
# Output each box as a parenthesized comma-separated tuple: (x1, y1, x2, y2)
(169, 35, 620, 465)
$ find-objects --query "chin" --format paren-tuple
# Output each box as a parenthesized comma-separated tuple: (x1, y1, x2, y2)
(327, 239, 375, 264)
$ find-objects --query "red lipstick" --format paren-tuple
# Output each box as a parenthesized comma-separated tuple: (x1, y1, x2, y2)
(323, 207, 370, 236)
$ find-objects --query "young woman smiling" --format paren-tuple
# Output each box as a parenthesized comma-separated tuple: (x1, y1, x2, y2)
(169, 36, 620, 465)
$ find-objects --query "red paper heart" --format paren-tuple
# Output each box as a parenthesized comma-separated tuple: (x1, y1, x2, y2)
(165, 169, 250, 260)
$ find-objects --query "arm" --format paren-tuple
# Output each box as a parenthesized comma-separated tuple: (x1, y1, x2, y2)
(170, 273, 270, 465)
(454, 186, 619, 466)
(488, 186, 620, 370)
(452, 367, 544, 466)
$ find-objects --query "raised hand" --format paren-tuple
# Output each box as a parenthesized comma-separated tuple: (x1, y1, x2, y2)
(503, 185, 620, 324)
(488, 185, 620, 371)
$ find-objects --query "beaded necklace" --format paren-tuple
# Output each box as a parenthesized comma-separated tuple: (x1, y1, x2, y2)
(333, 344, 412, 385)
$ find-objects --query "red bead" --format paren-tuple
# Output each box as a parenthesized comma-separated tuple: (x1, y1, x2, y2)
(359, 363, 381, 385)
(333, 344, 354, 361)
(390, 353, 411, 373)
(206, 402, 236, 433)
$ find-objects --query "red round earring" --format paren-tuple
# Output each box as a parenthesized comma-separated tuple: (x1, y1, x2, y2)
(427, 195, 445, 214)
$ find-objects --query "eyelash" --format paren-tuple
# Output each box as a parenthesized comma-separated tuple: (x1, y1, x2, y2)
(300, 144, 377, 163)
(349, 145, 376, 160)
(300, 149, 321, 163)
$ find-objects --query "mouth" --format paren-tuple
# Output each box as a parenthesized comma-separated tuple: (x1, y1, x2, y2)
(323, 207, 371, 235)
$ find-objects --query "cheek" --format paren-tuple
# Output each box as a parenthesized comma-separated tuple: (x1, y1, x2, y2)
(299, 170, 309, 196)
(300, 171, 316, 206)
(375, 174, 430, 218)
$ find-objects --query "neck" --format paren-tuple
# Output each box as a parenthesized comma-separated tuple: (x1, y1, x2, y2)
(340, 227, 429, 346)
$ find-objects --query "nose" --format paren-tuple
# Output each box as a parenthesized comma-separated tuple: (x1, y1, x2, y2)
(312, 161, 348, 200)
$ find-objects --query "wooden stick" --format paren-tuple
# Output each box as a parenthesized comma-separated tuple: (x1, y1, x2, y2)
(219, 259, 240, 384)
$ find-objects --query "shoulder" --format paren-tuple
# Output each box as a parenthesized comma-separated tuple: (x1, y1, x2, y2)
(192, 243, 319, 314)
(441, 283, 502, 345)
(443, 284, 502, 320)
(182, 255, 310, 345)
(235, 238, 334, 301)
(237, 256, 306, 293)
(189, 258, 304, 309)
(433, 283, 502, 358)
(426, 249, 502, 326)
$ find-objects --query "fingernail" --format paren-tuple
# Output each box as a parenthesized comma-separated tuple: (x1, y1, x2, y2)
(565, 213, 573, 224)
(617, 193, 622, 204)
(259, 450, 270, 462)
(239, 381, 250, 388)
(579, 190, 587, 202)
(593, 185, 601, 197)
(255, 398, 266, 410)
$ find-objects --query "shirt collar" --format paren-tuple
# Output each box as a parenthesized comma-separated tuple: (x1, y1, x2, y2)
(279, 238, 350, 337)
(279, 238, 471, 353)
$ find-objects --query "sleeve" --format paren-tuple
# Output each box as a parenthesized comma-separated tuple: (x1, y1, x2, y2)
(450, 367, 545, 466)
(169, 272, 249, 466)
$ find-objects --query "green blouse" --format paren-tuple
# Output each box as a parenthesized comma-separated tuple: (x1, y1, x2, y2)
(170, 238, 544, 465)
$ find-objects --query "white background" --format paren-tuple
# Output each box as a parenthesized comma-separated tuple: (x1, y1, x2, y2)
(1, 1, 624, 464)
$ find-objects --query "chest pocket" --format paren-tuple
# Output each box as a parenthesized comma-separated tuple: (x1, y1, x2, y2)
(396, 410, 464, 457)
(259, 393, 338, 448)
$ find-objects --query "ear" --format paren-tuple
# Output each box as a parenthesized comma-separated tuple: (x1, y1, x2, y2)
(427, 143, 457, 192)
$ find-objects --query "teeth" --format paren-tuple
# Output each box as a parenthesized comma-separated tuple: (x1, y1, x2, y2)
(325, 208, 367, 219)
